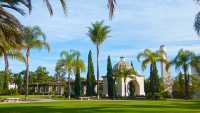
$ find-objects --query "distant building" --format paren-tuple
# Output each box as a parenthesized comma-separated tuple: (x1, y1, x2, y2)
(102, 57, 145, 97)
(29, 80, 65, 95)
(29, 80, 104, 96)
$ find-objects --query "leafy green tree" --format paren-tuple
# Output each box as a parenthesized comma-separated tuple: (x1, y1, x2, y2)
(173, 72, 184, 98)
(35, 66, 51, 84)
(86, 50, 95, 96)
(87, 21, 111, 99)
(59, 49, 80, 99)
(107, 56, 114, 98)
(137, 49, 168, 99)
(168, 49, 196, 99)
(55, 60, 66, 81)
(74, 55, 85, 97)
(22, 26, 50, 99)
(13, 73, 23, 92)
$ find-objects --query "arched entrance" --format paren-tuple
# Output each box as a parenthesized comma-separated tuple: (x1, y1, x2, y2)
(128, 79, 140, 97)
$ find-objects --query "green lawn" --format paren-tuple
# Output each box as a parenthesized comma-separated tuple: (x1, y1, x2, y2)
(0, 100, 200, 113)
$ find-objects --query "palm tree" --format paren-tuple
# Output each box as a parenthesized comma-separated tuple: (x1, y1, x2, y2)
(0, 0, 31, 47)
(0, 48, 24, 89)
(0, 0, 66, 54)
(87, 21, 111, 99)
(137, 49, 168, 98)
(194, 0, 200, 36)
(22, 26, 50, 99)
(168, 49, 195, 99)
(59, 49, 80, 99)
(108, 0, 117, 19)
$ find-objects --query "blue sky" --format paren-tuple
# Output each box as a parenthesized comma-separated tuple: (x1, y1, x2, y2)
(1, 0, 200, 79)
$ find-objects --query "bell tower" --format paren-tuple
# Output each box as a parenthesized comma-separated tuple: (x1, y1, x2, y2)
(159, 45, 173, 95)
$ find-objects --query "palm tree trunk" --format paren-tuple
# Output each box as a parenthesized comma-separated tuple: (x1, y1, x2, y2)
(183, 66, 189, 99)
(96, 45, 100, 100)
(25, 48, 30, 100)
(149, 64, 154, 97)
(2, 50, 9, 90)
(68, 73, 71, 100)
(3, 52, 9, 73)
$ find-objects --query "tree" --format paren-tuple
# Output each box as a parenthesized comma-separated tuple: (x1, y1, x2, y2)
(194, 0, 200, 36)
(59, 49, 80, 99)
(13, 73, 23, 92)
(86, 50, 95, 96)
(74, 55, 85, 97)
(35, 66, 51, 84)
(55, 60, 66, 81)
(87, 21, 111, 99)
(0, 0, 31, 50)
(107, 56, 114, 98)
(0, 49, 24, 90)
(137, 49, 168, 99)
(173, 72, 184, 98)
(168, 49, 196, 99)
(22, 26, 50, 99)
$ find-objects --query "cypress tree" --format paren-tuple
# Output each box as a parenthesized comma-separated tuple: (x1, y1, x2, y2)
(107, 56, 114, 98)
(86, 50, 95, 96)
(149, 63, 160, 99)
(74, 61, 81, 97)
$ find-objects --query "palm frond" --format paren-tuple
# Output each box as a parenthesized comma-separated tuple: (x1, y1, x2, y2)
(43, 0, 67, 16)
(108, 0, 116, 19)
(88, 21, 111, 45)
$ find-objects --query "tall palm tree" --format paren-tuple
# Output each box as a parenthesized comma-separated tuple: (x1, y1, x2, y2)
(59, 49, 80, 99)
(168, 49, 195, 99)
(137, 49, 168, 98)
(87, 21, 111, 99)
(22, 26, 50, 99)
(0, 48, 24, 89)
(108, 0, 117, 19)
(0, 0, 31, 47)
(194, 0, 200, 35)
(0, 0, 67, 48)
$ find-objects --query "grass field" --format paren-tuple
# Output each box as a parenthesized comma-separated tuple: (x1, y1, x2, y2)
(0, 100, 200, 113)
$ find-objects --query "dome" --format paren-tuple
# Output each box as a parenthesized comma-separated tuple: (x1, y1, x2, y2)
(113, 57, 132, 72)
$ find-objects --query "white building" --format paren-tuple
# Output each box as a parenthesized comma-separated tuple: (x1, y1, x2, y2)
(8, 82, 18, 89)
(102, 57, 145, 97)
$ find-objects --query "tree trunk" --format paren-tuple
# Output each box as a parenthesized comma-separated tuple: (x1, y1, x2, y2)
(149, 64, 154, 97)
(3, 50, 9, 90)
(183, 66, 189, 99)
(96, 45, 100, 100)
(25, 48, 30, 100)
(112, 78, 116, 99)
(68, 73, 71, 100)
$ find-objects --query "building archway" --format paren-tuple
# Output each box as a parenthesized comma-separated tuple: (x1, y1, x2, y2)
(128, 79, 140, 97)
